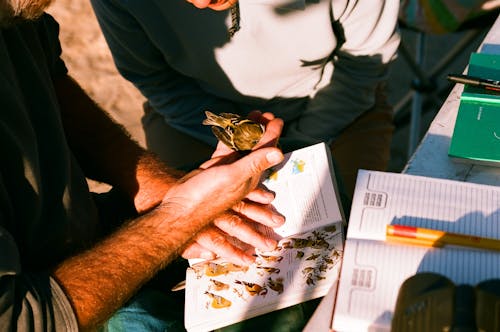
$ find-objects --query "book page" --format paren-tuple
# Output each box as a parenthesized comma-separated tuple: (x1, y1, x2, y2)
(333, 170, 500, 331)
(184, 143, 346, 331)
(347, 170, 500, 241)
(188, 142, 344, 266)
(185, 225, 344, 332)
(259, 142, 344, 237)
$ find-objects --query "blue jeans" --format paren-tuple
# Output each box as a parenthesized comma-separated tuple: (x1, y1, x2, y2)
(103, 287, 319, 332)
(103, 287, 185, 332)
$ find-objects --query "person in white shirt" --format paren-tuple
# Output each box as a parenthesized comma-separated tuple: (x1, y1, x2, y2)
(91, 0, 401, 199)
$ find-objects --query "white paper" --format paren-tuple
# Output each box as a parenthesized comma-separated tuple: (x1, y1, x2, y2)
(332, 170, 500, 331)
(184, 143, 346, 332)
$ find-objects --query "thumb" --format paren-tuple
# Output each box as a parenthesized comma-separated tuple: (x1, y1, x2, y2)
(234, 147, 284, 177)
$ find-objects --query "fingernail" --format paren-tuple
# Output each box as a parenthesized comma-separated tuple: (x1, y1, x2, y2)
(266, 151, 283, 164)
(264, 192, 275, 202)
(272, 214, 285, 226)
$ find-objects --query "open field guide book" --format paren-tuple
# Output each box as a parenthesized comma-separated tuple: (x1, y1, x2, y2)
(332, 170, 500, 331)
(184, 142, 346, 332)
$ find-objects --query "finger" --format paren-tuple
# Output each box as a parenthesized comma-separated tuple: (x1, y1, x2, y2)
(247, 111, 275, 125)
(181, 242, 217, 261)
(210, 141, 236, 159)
(198, 150, 239, 169)
(261, 112, 277, 121)
(214, 212, 278, 251)
(232, 147, 284, 187)
(246, 110, 264, 123)
(253, 117, 284, 149)
(245, 185, 275, 204)
(193, 227, 256, 265)
(247, 111, 282, 149)
(231, 200, 285, 228)
(219, 148, 282, 197)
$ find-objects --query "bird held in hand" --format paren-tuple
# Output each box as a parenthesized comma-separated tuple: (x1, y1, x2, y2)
(203, 111, 264, 151)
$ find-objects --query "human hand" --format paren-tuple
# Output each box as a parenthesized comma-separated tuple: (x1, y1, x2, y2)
(181, 193, 286, 264)
(205, 111, 283, 207)
(180, 210, 281, 265)
(206, 111, 281, 160)
(160, 146, 283, 257)
(179, 113, 285, 264)
(161, 123, 283, 256)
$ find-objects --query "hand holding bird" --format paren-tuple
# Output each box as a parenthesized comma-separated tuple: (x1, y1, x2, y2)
(203, 111, 265, 151)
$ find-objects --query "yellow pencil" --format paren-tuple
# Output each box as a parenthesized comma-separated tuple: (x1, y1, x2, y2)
(386, 224, 500, 252)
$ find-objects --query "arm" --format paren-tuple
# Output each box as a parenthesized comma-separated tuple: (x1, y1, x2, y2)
(0, 223, 79, 331)
(181, 112, 286, 265)
(287, 0, 401, 143)
(52, 133, 284, 331)
(55, 74, 285, 263)
(54, 74, 181, 213)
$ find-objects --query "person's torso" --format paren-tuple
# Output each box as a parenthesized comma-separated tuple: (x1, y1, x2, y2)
(127, 0, 339, 103)
(0, 15, 99, 271)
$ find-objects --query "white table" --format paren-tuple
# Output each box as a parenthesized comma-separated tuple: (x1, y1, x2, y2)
(403, 16, 500, 185)
(304, 12, 500, 332)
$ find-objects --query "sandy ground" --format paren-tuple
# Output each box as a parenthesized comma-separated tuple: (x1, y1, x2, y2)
(47, 0, 146, 147)
(47, 0, 148, 192)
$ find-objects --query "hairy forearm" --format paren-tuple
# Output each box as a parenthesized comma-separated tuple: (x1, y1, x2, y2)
(51, 113, 283, 330)
(53, 75, 182, 212)
(52, 202, 207, 331)
(132, 152, 185, 213)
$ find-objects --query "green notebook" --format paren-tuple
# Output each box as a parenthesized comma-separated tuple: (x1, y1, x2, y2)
(460, 53, 500, 104)
(448, 101, 500, 165)
(448, 52, 500, 166)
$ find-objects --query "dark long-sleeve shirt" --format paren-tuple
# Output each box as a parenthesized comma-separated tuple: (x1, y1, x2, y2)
(0, 14, 99, 331)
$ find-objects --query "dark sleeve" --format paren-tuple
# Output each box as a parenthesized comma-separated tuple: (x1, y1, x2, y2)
(0, 33, 77, 325)
(0, 225, 78, 331)
(36, 13, 68, 79)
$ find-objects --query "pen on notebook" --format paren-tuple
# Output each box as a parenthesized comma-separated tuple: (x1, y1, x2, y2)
(447, 73, 500, 92)
(386, 224, 500, 252)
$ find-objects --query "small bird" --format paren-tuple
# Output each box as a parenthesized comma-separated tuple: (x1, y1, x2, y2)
(203, 111, 264, 151)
